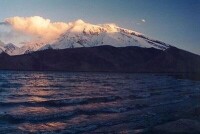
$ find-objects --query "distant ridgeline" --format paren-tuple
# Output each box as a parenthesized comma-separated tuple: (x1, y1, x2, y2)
(0, 45, 200, 73)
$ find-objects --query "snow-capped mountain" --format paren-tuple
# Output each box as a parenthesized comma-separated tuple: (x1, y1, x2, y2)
(40, 20, 170, 51)
(4, 43, 20, 55)
(18, 41, 47, 54)
(1, 20, 171, 55)
(0, 41, 20, 55)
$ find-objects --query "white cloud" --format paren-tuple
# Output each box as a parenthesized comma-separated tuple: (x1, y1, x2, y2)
(4, 16, 70, 43)
(141, 19, 146, 23)
(135, 19, 146, 26)
(1, 16, 122, 47)
(0, 25, 33, 46)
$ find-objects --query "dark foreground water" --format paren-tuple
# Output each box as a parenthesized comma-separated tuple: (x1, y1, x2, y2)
(0, 71, 200, 134)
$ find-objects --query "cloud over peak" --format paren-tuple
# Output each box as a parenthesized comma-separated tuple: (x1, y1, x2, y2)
(1, 16, 126, 47)
(5, 16, 69, 43)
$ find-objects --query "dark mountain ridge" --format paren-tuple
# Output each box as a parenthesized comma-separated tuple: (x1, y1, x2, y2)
(0, 45, 200, 73)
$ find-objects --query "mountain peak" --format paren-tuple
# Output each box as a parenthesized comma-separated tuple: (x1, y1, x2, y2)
(74, 19, 85, 25)
(4, 43, 18, 48)
(1, 20, 171, 55)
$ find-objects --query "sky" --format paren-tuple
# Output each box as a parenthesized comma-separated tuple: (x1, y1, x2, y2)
(0, 0, 199, 54)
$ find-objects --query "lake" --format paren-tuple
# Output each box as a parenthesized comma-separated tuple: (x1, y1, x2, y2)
(0, 71, 200, 133)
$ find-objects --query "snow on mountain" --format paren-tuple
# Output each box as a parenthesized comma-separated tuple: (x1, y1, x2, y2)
(0, 46, 4, 54)
(3, 43, 20, 55)
(0, 41, 6, 54)
(19, 41, 47, 54)
(0, 41, 20, 55)
(40, 20, 170, 51)
(1, 20, 171, 55)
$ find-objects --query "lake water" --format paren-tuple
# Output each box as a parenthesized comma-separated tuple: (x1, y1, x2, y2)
(0, 71, 200, 133)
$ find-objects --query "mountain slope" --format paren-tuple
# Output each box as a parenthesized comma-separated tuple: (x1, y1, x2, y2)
(0, 41, 20, 55)
(2, 20, 170, 55)
(0, 46, 199, 72)
(40, 20, 170, 51)
(0, 41, 5, 53)
(3, 43, 20, 55)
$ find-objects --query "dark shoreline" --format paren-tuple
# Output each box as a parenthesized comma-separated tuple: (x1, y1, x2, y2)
(1, 70, 200, 81)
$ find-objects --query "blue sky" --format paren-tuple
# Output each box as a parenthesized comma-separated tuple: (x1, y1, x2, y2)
(0, 0, 199, 54)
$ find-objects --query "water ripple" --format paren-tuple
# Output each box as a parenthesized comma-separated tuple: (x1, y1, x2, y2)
(0, 71, 200, 133)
